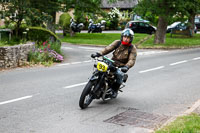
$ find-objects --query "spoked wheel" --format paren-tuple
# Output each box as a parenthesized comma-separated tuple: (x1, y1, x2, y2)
(79, 81, 96, 109)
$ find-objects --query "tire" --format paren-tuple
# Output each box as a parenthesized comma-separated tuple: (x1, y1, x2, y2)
(150, 30, 155, 35)
(79, 81, 95, 109)
(88, 30, 91, 33)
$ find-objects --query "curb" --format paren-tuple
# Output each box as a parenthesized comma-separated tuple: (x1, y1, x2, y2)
(155, 99, 200, 132)
(135, 35, 153, 48)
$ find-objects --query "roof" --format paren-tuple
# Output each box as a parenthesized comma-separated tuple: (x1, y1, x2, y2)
(101, 0, 138, 9)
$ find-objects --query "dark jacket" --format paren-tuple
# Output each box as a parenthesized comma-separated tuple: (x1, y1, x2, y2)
(100, 40, 137, 68)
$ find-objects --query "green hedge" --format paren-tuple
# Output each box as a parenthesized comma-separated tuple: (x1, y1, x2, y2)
(27, 27, 61, 43)
(59, 13, 71, 34)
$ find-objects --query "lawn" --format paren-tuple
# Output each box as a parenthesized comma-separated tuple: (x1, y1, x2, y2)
(60, 33, 148, 46)
(138, 33, 200, 49)
(155, 113, 200, 133)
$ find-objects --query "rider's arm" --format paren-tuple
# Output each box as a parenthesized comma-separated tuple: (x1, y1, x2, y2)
(99, 40, 120, 55)
(125, 45, 137, 68)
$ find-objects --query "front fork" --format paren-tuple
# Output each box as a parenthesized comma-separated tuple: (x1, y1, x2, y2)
(89, 72, 106, 99)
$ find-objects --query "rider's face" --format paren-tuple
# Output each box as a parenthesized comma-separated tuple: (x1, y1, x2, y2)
(122, 36, 130, 43)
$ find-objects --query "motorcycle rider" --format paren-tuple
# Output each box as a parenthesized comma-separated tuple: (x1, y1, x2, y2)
(91, 28, 137, 97)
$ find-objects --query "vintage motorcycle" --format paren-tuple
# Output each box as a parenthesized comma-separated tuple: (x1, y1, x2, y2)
(79, 56, 127, 109)
(88, 19, 106, 33)
(70, 19, 84, 33)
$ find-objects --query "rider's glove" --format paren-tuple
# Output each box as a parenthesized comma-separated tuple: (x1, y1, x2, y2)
(121, 66, 129, 73)
(91, 52, 101, 58)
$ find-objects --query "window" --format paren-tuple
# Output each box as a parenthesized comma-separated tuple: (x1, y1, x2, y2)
(139, 22, 145, 27)
(144, 23, 149, 27)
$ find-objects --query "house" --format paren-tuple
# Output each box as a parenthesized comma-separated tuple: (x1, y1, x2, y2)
(101, 0, 138, 11)
(101, 0, 138, 20)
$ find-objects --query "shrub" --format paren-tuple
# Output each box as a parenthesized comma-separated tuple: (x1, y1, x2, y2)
(28, 41, 63, 66)
(49, 41, 62, 55)
(107, 7, 121, 30)
(59, 13, 72, 34)
(26, 27, 61, 44)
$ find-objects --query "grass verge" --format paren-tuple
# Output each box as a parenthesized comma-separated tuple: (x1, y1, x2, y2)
(155, 113, 200, 133)
(60, 33, 148, 46)
(138, 33, 200, 49)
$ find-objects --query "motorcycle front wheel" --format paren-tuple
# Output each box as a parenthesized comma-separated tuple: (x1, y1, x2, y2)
(79, 81, 95, 109)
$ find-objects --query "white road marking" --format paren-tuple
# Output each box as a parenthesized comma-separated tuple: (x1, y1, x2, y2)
(56, 60, 92, 67)
(0, 95, 33, 105)
(71, 62, 82, 65)
(57, 50, 169, 67)
(61, 47, 73, 50)
(85, 49, 99, 51)
(78, 47, 102, 50)
(138, 51, 168, 56)
(170, 60, 188, 66)
(57, 63, 70, 66)
(83, 60, 92, 63)
(192, 57, 200, 60)
(139, 66, 165, 73)
(64, 82, 87, 89)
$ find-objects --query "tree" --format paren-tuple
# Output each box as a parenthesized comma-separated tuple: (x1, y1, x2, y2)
(184, 0, 200, 34)
(134, 0, 186, 44)
(63, 0, 103, 22)
(28, 0, 103, 33)
(29, 0, 63, 32)
(0, 0, 30, 36)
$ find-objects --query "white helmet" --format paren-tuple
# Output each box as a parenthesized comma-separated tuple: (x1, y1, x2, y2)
(89, 19, 93, 23)
(121, 28, 134, 43)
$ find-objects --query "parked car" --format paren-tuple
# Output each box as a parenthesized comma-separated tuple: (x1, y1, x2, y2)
(166, 22, 197, 33)
(125, 21, 156, 34)
(195, 17, 200, 30)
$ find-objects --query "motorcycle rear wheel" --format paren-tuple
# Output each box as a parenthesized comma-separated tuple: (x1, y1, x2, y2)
(79, 81, 95, 109)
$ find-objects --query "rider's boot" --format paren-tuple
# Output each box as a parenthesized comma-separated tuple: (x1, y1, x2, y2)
(123, 74, 128, 83)
(111, 83, 120, 98)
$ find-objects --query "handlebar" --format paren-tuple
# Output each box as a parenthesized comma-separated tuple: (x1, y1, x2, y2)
(92, 55, 114, 63)
(102, 56, 115, 63)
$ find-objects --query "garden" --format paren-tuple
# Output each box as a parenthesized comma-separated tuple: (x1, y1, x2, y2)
(0, 0, 135, 69)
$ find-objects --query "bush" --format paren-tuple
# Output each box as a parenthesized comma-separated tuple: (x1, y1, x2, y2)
(28, 41, 63, 66)
(26, 27, 61, 44)
(59, 13, 72, 34)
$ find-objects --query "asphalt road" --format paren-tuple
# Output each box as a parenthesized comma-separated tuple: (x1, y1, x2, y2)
(0, 44, 200, 133)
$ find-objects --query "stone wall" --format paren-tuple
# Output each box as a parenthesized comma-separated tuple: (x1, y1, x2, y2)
(0, 42, 34, 69)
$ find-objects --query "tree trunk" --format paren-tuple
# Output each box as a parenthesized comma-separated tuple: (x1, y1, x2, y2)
(188, 13, 195, 36)
(154, 16, 168, 44)
(15, 20, 22, 37)
(70, 28, 75, 37)
(47, 11, 57, 33)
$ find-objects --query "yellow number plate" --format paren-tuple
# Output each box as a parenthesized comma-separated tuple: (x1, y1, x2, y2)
(97, 62, 108, 72)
